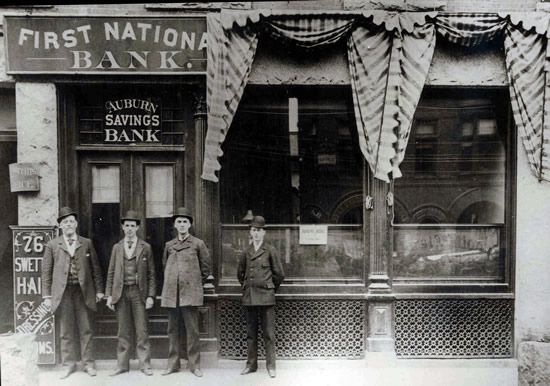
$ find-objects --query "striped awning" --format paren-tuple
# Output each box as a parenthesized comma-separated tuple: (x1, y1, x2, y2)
(435, 12, 550, 182)
(202, 10, 550, 184)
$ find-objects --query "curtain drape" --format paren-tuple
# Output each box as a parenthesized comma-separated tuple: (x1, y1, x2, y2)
(202, 10, 550, 184)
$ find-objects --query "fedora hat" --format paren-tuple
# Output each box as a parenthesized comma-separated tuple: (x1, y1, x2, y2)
(172, 207, 193, 224)
(57, 207, 78, 223)
(249, 215, 266, 228)
(121, 209, 141, 225)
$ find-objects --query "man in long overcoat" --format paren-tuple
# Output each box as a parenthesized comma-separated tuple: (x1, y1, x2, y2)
(42, 207, 104, 379)
(105, 210, 156, 376)
(160, 207, 212, 377)
(237, 216, 285, 378)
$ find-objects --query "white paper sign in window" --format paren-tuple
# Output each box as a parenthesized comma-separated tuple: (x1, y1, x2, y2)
(299, 225, 328, 245)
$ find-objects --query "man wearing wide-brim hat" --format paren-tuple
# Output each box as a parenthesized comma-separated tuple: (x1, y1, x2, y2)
(42, 207, 104, 379)
(105, 210, 156, 377)
(160, 207, 212, 377)
(237, 216, 285, 378)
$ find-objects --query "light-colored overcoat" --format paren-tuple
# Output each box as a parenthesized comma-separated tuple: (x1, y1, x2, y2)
(237, 242, 285, 306)
(160, 235, 211, 307)
(42, 235, 104, 313)
(105, 238, 156, 304)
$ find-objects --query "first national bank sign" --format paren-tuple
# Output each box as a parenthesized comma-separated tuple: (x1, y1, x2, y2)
(4, 16, 207, 74)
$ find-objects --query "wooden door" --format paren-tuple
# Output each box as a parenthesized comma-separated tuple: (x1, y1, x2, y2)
(79, 151, 185, 357)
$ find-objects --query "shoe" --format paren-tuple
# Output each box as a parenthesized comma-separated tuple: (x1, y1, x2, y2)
(161, 368, 179, 376)
(59, 365, 76, 379)
(267, 368, 276, 378)
(191, 368, 203, 377)
(141, 368, 153, 376)
(240, 366, 257, 375)
(85, 367, 97, 377)
(109, 368, 128, 376)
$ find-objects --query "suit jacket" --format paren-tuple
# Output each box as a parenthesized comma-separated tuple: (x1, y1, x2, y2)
(160, 235, 211, 308)
(237, 242, 285, 306)
(42, 235, 104, 313)
(105, 238, 156, 305)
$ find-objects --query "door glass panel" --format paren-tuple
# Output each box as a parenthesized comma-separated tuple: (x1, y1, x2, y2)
(91, 165, 121, 274)
(145, 166, 173, 218)
(145, 165, 174, 292)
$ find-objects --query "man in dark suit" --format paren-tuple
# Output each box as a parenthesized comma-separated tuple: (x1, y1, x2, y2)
(105, 210, 156, 376)
(42, 207, 104, 379)
(237, 216, 285, 378)
(160, 207, 212, 377)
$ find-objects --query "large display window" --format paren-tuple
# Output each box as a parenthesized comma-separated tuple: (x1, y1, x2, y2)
(393, 88, 513, 285)
(220, 86, 365, 282)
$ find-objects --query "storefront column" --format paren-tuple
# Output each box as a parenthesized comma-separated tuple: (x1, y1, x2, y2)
(366, 178, 395, 352)
(193, 91, 218, 357)
(193, 92, 214, 247)
(15, 83, 59, 226)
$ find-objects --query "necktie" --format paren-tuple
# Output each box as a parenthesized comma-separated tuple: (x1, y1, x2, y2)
(127, 240, 133, 249)
(68, 238, 74, 246)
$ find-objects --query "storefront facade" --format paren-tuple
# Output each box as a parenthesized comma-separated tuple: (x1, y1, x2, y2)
(0, 1, 549, 372)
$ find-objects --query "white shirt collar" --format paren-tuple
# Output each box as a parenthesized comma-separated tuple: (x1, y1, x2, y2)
(124, 236, 138, 244)
(63, 234, 77, 243)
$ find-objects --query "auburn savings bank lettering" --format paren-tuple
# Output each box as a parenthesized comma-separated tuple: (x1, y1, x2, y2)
(104, 99, 161, 143)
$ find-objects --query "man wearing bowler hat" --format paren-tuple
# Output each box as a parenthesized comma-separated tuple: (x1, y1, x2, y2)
(238, 216, 285, 378)
(161, 207, 212, 377)
(42, 207, 104, 379)
(105, 210, 156, 376)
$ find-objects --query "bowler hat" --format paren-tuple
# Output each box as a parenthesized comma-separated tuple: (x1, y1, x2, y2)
(172, 207, 193, 224)
(57, 207, 78, 223)
(121, 210, 141, 225)
(249, 215, 266, 228)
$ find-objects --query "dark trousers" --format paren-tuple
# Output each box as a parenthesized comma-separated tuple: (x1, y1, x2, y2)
(57, 284, 95, 369)
(115, 285, 151, 370)
(245, 305, 276, 371)
(166, 306, 200, 371)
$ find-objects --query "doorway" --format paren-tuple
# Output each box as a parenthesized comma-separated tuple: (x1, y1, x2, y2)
(79, 151, 185, 357)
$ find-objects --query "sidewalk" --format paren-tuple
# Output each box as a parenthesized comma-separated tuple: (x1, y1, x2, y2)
(38, 356, 518, 386)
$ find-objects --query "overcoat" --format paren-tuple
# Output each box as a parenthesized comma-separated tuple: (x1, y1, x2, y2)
(105, 238, 156, 304)
(237, 242, 285, 306)
(42, 235, 104, 313)
(160, 235, 211, 307)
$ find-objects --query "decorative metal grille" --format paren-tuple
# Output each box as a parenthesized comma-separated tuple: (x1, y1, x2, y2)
(219, 299, 365, 359)
(395, 299, 513, 358)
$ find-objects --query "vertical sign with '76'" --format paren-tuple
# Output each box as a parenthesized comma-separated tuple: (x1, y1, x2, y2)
(11, 226, 56, 364)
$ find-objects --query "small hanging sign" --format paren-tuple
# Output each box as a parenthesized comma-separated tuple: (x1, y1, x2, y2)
(9, 163, 40, 192)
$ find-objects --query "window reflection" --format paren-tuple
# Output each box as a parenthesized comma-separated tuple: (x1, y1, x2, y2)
(220, 86, 364, 280)
(393, 88, 509, 280)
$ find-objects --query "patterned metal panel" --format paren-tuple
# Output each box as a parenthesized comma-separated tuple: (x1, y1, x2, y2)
(395, 299, 513, 357)
(219, 299, 365, 359)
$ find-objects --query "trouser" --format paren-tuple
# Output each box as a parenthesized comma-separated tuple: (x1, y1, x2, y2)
(57, 284, 95, 369)
(166, 306, 200, 371)
(115, 285, 151, 370)
(245, 305, 276, 371)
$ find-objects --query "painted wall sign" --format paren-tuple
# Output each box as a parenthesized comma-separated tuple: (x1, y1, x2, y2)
(299, 225, 328, 245)
(104, 98, 162, 143)
(9, 163, 40, 192)
(11, 226, 56, 364)
(4, 16, 207, 74)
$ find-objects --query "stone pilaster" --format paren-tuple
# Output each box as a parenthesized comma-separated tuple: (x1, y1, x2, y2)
(16, 83, 58, 226)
